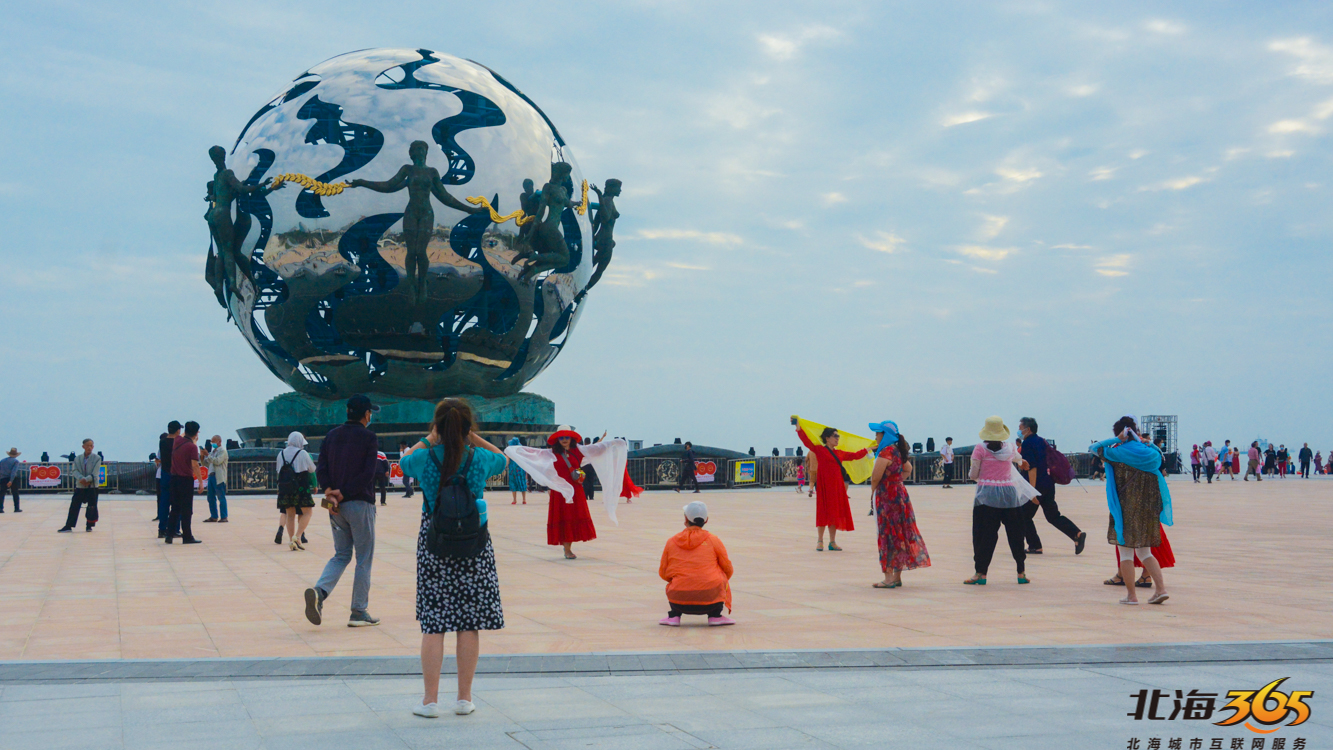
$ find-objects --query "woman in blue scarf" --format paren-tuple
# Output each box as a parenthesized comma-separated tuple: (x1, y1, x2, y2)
(1089, 416, 1173, 605)
(506, 437, 529, 505)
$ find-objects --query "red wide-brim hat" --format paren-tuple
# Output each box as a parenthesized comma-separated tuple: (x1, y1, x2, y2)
(547, 425, 583, 445)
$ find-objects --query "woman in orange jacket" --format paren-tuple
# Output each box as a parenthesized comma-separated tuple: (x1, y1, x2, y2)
(658, 501, 734, 626)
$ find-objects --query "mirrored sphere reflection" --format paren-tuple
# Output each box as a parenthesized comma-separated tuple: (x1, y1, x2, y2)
(212, 48, 593, 401)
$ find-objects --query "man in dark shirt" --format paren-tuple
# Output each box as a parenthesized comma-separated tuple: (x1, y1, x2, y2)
(1299, 443, 1313, 478)
(1017, 417, 1085, 556)
(166, 421, 202, 544)
(157, 421, 181, 539)
(675, 442, 699, 494)
(306, 394, 382, 628)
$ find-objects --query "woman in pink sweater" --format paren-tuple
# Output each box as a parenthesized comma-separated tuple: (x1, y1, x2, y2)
(964, 417, 1041, 586)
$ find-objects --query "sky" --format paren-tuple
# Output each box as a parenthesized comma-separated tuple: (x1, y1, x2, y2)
(2, 1, 1332, 460)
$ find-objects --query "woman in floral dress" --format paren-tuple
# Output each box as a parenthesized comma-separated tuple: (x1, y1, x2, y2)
(867, 420, 931, 588)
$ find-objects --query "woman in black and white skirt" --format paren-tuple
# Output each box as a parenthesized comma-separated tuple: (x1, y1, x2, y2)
(399, 398, 508, 719)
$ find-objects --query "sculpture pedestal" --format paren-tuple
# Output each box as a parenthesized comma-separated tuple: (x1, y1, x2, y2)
(237, 392, 557, 452)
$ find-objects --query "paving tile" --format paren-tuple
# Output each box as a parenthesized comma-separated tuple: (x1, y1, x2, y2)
(0, 725, 124, 750)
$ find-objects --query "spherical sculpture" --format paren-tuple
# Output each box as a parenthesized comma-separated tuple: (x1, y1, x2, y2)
(206, 48, 618, 401)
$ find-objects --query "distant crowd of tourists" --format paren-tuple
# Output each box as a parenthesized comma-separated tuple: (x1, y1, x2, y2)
(1190, 440, 1323, 481)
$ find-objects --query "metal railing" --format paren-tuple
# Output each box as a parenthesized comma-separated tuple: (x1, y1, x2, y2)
(8, 452, 1106, 494)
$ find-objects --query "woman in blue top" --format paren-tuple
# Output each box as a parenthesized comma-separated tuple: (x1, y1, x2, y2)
(399, 398, 508, 719)
(506, 437, 529, 504)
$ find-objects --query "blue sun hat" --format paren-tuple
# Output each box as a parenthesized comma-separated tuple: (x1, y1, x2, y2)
(868, 420, 899, 456)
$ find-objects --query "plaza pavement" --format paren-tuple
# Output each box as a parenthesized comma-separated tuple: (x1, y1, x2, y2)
(2, 478, 1331, 748)
(0, 644, 1330, 748)
(0, 479, 1330, 659)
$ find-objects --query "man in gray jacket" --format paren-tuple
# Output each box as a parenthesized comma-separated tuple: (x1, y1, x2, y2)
(0, 448, 21, 512)
(202, 435, 229, 522)
(59, 439, 101, 532)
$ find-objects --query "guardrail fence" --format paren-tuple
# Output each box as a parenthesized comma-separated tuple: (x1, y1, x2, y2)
(10, 452, 1108, 494)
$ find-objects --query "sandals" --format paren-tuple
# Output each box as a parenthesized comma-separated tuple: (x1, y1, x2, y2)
(873, 581, 901, 589)
(1017, 575, 1030, 585)
(816, 543, 824, 552)
(1147, 592, 1169, 605)
(1104, 575, 1124, 586)
(1119, 597, 1139, 605)
(827, 543, 843, 552)
(963, 576, 986, 585)
(1135, 576, 1152, 588)
(564, 551, 577, 560)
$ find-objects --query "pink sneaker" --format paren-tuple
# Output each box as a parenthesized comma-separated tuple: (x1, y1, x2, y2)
(707, 616, 735, 626)
(659, 616, 681, 627)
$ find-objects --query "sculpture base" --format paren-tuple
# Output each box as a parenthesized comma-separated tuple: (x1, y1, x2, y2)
(237, 392, 557, 452)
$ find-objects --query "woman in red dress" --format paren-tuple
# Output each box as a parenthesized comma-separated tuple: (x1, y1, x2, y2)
(504, 426, 630, 560)
(868, 420, 931, 588)
(796, 426, 868, 551)
(543, 429, 597, 558)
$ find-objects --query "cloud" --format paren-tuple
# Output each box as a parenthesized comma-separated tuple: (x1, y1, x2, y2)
(970, 266, 999, 275)
(1144, 19, 1187, 35)
(1067, 83, 1100, 97)
(1129, 150, 1149, 159)
(757, 26, 840, 60)
(601, 265, 659, 287)
(1094, 254, 1133, 277)
(1141, 176, 1205, 191)
(1269, 119, 1320, 134)
(636, 229, 743, 245)
(1267, 150, 1296, 158)
(665, 262, 711, 271)
(1263, 97, 1333, 139)
(980, 215, 1008, 239)
(1052, 244, 1093, 250)
(1089, 166, 1117, 181)
(953, 245, 1014, 261)
(822, 192, 848, 206)
(996, 166, 1043, 183)
(942, 111, 994, 127)
(1270, 37, 1333, 84)
(858, 232, 906, 254)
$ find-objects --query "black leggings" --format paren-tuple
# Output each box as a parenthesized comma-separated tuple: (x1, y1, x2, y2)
(1192, 464, 1201, 481)
(667, 601, 724, 618)
(973, 504, 1026, 575)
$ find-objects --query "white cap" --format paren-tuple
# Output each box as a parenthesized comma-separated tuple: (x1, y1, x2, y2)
(683, 501, 708, 525)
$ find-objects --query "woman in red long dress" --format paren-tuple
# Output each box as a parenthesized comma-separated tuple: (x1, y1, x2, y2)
(544, 429, 597, 558)
(796, 426, 868, 551)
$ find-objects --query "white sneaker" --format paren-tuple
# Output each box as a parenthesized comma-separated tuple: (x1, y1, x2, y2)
(413, 702, 441, 718)
(454, 699, 475, 715)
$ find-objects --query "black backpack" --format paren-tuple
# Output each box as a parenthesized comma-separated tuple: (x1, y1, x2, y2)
(277, 451, 301, 496)
(427, 448, 488, 559)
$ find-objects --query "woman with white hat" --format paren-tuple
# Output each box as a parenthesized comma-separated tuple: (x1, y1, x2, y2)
(504, 426, 629, 559)
(964, 417, 1039, 586)
(867, 420, 930, 588)
(276, 431, 317, 550)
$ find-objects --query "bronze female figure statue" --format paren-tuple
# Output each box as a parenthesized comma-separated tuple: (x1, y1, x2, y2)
(347, 140, 484, 302)
(518, 162, 577, 281)
(206, 145, 276, 285)
(578, 178, 621, 300)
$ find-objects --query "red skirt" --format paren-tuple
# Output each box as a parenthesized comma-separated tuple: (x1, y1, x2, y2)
(547, 485, 597, 545)
(1114, 524, 1175, 568)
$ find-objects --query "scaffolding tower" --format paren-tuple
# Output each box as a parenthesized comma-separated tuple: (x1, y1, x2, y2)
(1141, 415, 1178, 454)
